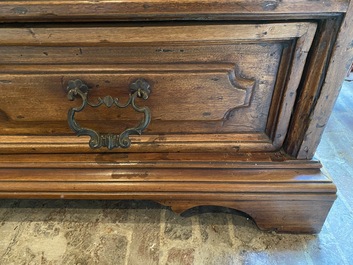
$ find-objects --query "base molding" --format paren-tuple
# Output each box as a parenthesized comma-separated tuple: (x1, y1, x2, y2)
(0, 153, 336, 233)
(158, 199, 335, 233)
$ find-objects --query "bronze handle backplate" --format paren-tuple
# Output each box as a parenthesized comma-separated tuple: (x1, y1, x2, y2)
(67, 78, 151, 150)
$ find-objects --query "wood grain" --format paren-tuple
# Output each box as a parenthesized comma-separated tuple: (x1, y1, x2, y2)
(0, 155, 336, 233)
(269, 23, 317, 148)
(0, 0, 347, 233)
(0, 70, 255, 121)
(284, 17, 343, 158)
(160, 200, 335, 233)
(0, 135, 277, 154)
(0, 0, 348, 22)
(0, 22, 316, 153)
(0, 152, 322, 169)
(288, 3, 353, 159)
(0, 23, 314, 46)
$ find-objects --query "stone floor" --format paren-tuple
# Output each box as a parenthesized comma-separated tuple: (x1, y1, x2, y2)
(1, 81, 353, 264)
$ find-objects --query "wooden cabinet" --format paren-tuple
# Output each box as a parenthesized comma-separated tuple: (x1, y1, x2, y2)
(1, 0, 352, 233)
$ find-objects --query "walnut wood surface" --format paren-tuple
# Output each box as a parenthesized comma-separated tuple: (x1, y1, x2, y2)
(0, 22, 315, 153)
(0, 153, 336, 233)
(0, 152, 322, 169)
(160, 200, 335, 233)
(0, 0, 349, 22)
(284, 17, 343, 158)
(0, 135, 276, 154)
(0, 23, 314, 45)
(286, 2, 353, 159)
(0, 0, 350, 233)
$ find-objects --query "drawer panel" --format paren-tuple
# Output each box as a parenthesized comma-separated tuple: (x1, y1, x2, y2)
(0, 64, 272, 132)
(0, 22, 316, 153)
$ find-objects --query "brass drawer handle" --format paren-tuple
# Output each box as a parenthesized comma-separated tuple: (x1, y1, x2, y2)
(67, 79, 151, 150)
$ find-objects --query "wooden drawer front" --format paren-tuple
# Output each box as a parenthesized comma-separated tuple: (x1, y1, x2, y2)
(0, 22, 316, 153)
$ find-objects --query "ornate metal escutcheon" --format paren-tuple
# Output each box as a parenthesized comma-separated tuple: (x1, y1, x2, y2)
(67, 78, 151, 150)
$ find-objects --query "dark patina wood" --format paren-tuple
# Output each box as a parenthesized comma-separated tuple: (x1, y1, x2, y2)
(0, 0, 349, 22)
(0, 0, 352, 233)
